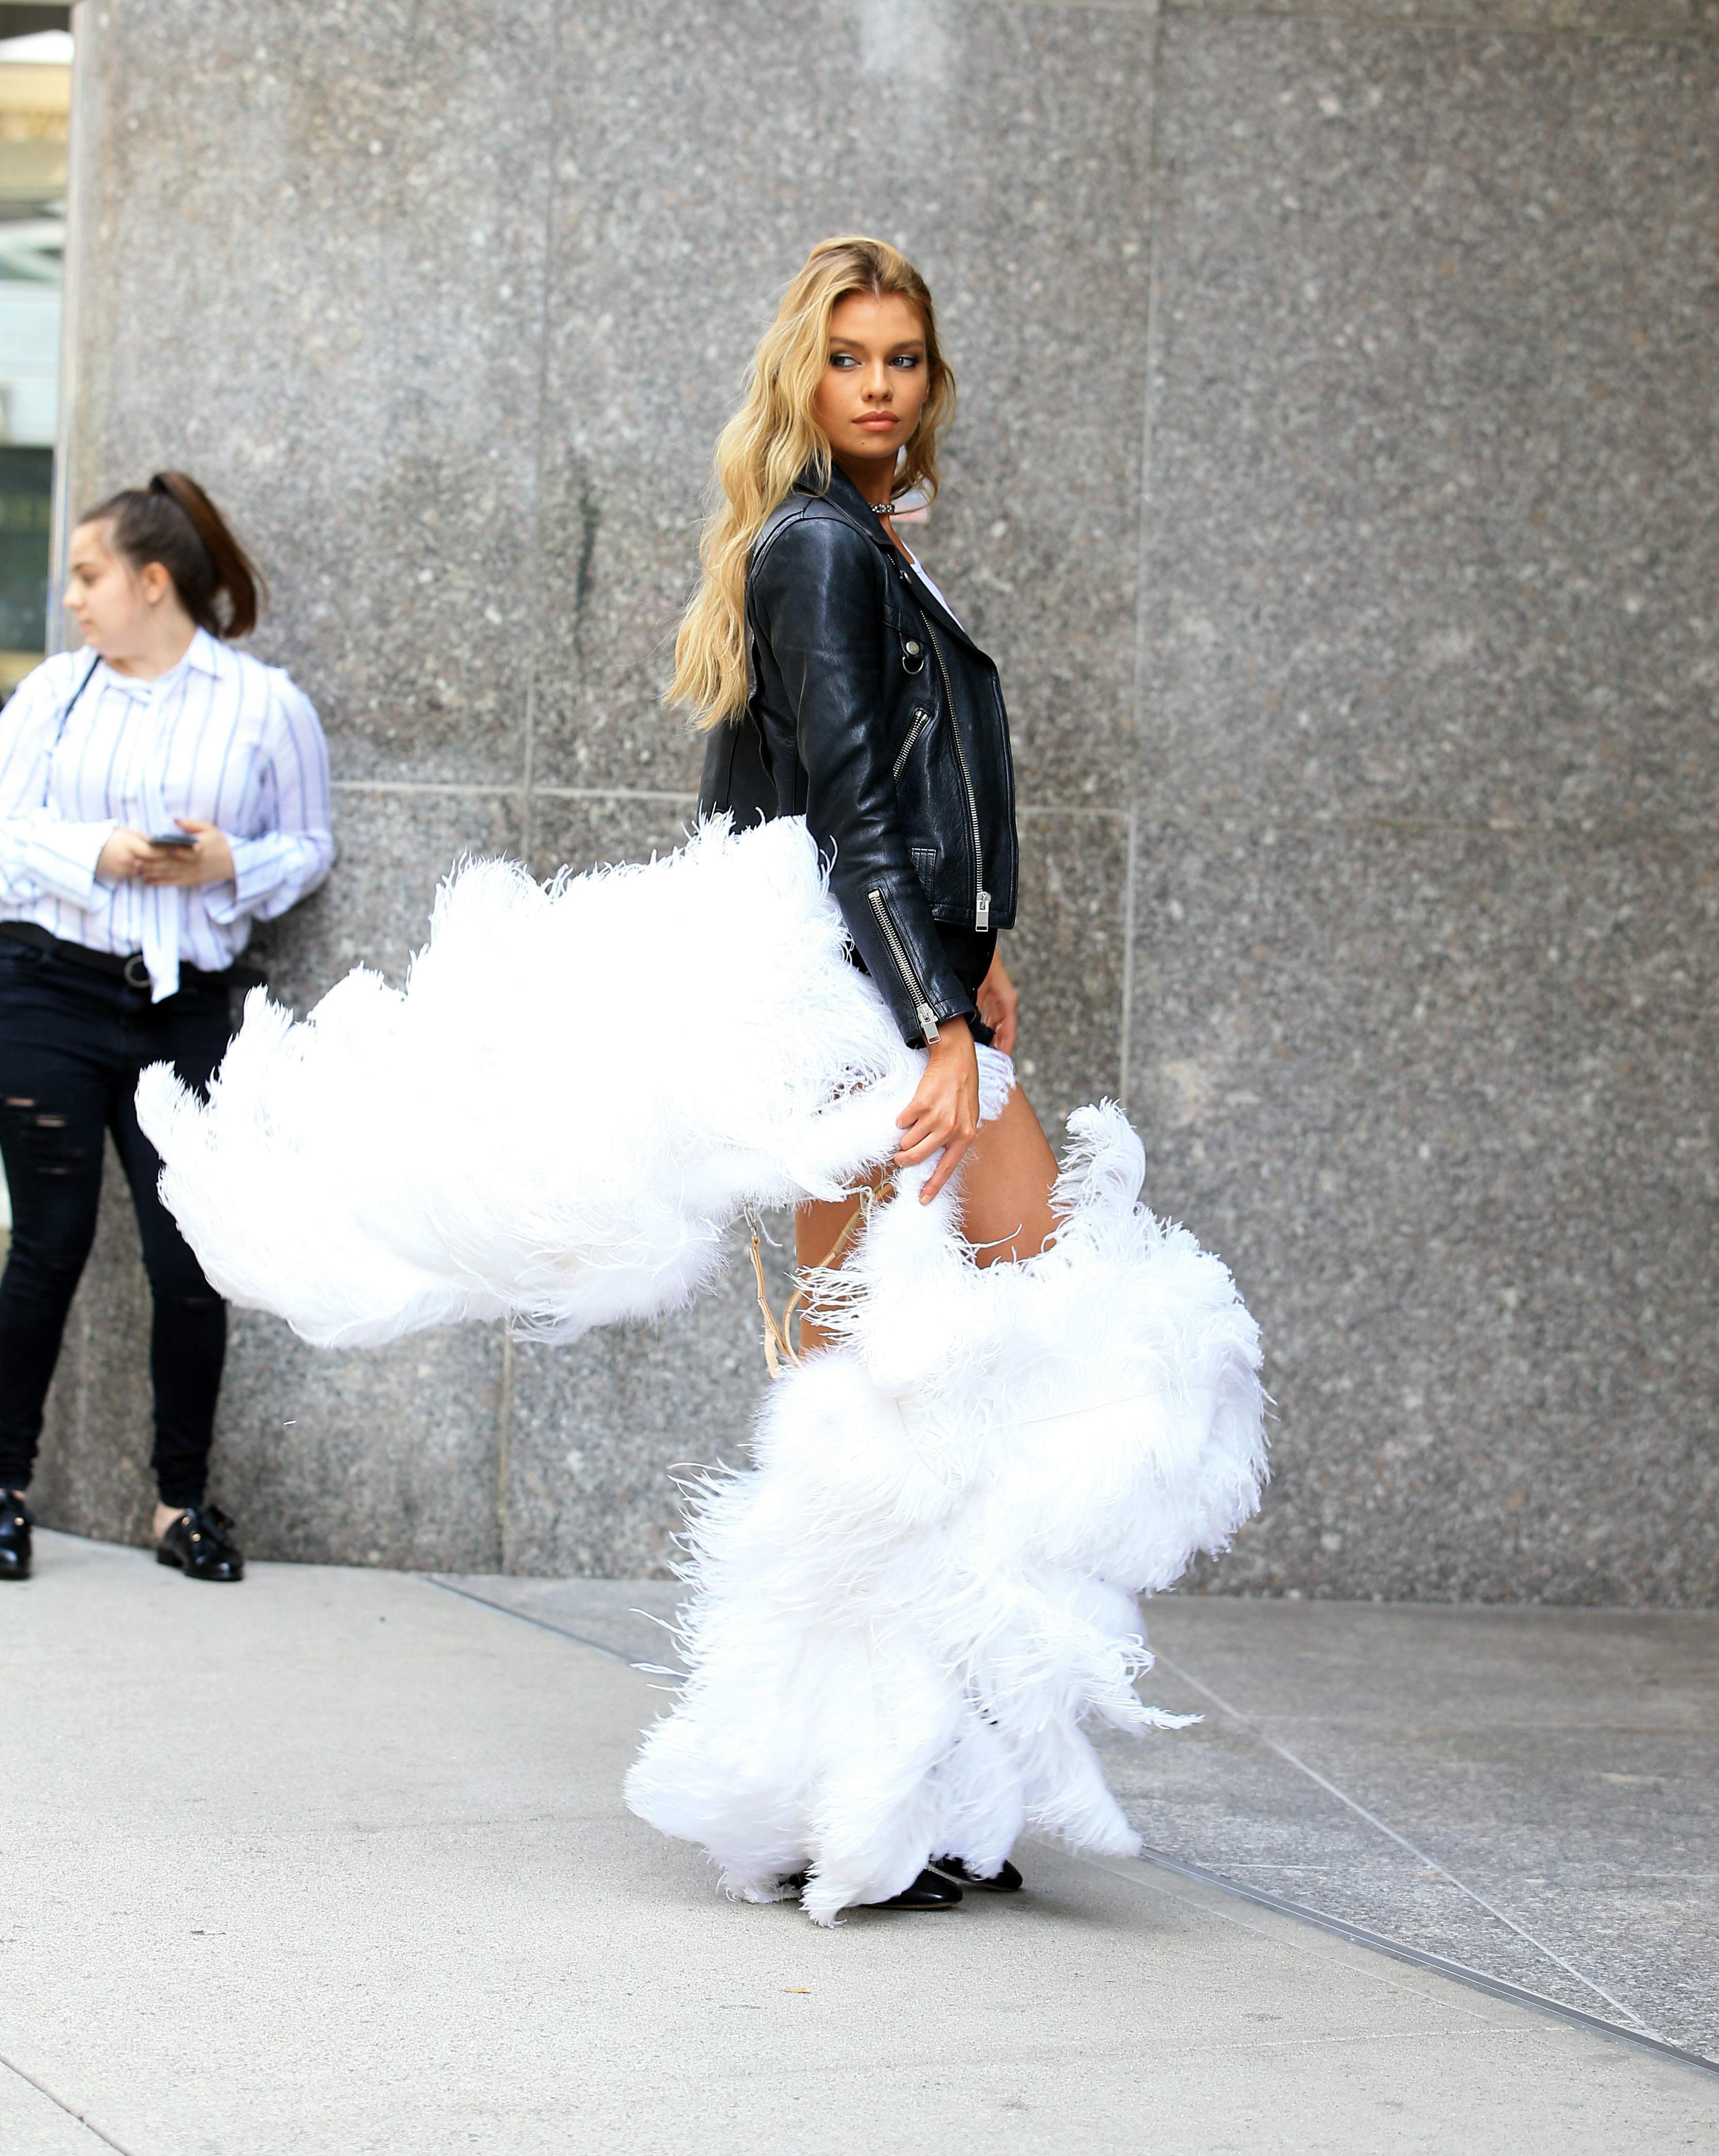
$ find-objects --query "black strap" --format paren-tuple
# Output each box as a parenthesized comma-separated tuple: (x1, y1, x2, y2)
(47, 653, 100, 752)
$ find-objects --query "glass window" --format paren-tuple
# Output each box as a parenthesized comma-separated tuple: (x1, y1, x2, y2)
(0, 18, 70, 702)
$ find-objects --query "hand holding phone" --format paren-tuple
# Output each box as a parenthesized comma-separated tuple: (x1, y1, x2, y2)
(137, 819, 235, 886)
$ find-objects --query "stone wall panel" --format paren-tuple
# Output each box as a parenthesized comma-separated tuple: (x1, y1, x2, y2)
(252, 788, 526, 1014)
(1167, 1, 1717, 32)
(69, 0, 558, 784)
(1130, 816, 1719, 1603)
(1009, 808, 1131, 1137)
(531, 0, 1155, 805)
(214, 1323, 507, 1572)
(505, 1226, 787, 1577)
(1142, 16, 1719, 832)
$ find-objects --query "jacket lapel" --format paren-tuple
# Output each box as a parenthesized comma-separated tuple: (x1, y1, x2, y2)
(803, 466, 991, 662)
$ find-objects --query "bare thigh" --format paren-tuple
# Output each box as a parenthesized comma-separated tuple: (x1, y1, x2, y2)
(795, 1082, 1059, 1352)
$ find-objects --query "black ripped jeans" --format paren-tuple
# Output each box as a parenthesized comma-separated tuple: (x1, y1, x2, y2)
(0, 940, 233, 1507)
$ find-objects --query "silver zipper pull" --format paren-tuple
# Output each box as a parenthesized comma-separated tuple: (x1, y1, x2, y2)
(975, 889, 991, 931)
(869, 884, 943, 1046)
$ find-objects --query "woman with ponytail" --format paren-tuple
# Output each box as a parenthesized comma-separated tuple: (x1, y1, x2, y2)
(0, 471, 332, 1584)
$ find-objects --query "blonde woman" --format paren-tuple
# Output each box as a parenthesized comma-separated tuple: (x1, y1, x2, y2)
(684, 235, 1058, 1277)
(677, 235, 1058, 1905)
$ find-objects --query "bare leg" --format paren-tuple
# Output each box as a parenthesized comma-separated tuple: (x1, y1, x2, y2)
(952, 1083, 1059, 1268)
(794, 1164, 890, 1359)
(795, 1082, 1059, 1355)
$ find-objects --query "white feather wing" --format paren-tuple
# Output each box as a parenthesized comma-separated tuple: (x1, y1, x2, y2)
(137, 817, 919, 1348)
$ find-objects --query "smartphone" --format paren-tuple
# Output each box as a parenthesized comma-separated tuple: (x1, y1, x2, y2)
(148, 831, 198, 848)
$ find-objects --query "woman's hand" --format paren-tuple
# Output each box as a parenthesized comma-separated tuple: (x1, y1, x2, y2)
(137, 818, 235, 887)
(895, 1017, 980, 1203)
(97, 820, 234, 886)
(976, 951, 1019, 1055)
(94, 828, 159, 884)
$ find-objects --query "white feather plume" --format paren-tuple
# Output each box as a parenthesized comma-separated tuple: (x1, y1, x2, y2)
(137, 816, 921, 1348)
(625, 1103, 1267, 1924)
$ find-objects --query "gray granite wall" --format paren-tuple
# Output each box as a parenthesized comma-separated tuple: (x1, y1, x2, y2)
(31, 0, 1716, 1599)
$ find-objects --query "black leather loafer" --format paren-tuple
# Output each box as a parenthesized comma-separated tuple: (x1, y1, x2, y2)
(0, 1492, 31, 1580)
(931, 1855, 1023, 1893)
(156, 1501, 244, 1582)
(867, 1868, 963, 1911)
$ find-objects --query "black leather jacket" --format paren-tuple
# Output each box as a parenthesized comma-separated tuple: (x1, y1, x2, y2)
(697, 465, 1018, 1046)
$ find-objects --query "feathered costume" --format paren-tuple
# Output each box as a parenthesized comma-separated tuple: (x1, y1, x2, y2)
(138, 816, 1266, 1922)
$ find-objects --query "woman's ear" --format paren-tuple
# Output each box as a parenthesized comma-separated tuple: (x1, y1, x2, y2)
(136, 560, 173, 607)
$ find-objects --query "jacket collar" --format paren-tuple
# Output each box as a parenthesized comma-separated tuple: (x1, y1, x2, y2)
(797, 463, 984, 658)
(803, 460, 897, 551)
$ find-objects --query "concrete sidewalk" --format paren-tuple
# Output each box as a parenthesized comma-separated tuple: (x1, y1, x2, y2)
(4, 1534, 1716, 2155)
(447, 1573, 1719, 2058)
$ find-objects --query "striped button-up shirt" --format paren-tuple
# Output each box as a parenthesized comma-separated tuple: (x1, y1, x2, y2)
(0, 628, 333, 1000)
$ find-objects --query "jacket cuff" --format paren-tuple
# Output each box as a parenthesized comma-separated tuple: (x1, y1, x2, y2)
(915, 989, 977, 1050)
(884, 965, 978, 1049)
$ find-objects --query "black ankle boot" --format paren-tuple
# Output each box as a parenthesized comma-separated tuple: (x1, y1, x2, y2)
(866, 1868, 963, 1910)
(0, 1492, 32, 1580)
(157, 1501, 244, 1582)
(930, 1855, 1023, 1893)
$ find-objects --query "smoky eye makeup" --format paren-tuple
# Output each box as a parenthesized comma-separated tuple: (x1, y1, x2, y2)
(828, 345, 924, 370)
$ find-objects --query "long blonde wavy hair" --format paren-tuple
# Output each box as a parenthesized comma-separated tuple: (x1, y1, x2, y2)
(669, 235, 955, 730)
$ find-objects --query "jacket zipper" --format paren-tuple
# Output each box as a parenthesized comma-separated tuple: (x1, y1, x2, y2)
(891, 704, 934, 780)
(868, 887, 940, 1043)
(920, 616, 990, 931)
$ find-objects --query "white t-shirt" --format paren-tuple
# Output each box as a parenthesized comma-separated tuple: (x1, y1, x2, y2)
(896, 540, 963, 630)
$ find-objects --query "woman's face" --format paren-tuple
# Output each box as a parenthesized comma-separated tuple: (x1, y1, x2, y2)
(813, 291, 931, 488)
(64, 521, 163, 659)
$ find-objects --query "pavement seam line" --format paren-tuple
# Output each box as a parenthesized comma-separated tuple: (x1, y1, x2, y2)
(1071, 1845, 1719, 2084)
(1153, 1649, 1658, 2034)
(0, 2051, 140, 2155)
(416, 1573, 637, 1662)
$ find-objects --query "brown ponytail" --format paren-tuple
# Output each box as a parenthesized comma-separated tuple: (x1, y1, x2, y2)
(81, 471, 265, 640)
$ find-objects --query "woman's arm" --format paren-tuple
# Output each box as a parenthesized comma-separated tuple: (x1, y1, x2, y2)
(0, 662, 120, 907)
(976, 950, 1019, 1056)
(892, 1022, 981, 1200)
(750, 516, 971, 1044)
(752, 516, 981, 1198)
(195, 673, 334, 923)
